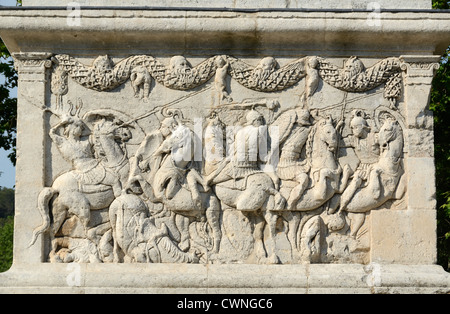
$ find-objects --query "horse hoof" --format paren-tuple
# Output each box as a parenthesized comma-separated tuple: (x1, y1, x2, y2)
(178, 239, 190, 252)
(268, 254, 280, 264)
(208, 252, 220, 263)
(258, 254, 280, 265)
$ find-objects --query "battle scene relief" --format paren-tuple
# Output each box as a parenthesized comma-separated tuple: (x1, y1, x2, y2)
(28, 54, 408, 265)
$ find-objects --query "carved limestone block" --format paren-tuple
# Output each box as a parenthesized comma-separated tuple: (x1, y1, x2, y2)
(18, 52, 427, 266)
(1, 2, 449, 294)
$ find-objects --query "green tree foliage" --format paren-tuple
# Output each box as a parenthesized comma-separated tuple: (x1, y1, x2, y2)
(0, 0, 20, 274)
(431, 0, 450, 272)
(431, 0, 450, 273)
(430, 47, 450, 271)
(0, 216, 13, 272)
(0, 187, 14, 219)
(432, 0, 450, 9)
(0, 40, 17, 165)
(0, 0, 21, 165)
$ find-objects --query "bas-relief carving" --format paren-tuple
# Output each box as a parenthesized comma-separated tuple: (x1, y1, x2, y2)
(29, 54, 410, 265)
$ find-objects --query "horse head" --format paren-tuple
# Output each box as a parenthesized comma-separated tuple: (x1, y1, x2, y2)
(316, 116, 338, 153)
(305, 115, 339, 170)
(378, 118, 404, 158)
(92, 118, 132, 142)
(91, 118, 132, 164)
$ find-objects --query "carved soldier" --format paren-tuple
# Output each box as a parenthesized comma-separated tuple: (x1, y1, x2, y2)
(336, 110, 380, 212)
(131, 116, 177, 179)
(205, 110, 267, 187)
(271, 108, 313, 209)
(130, 115, 207, 208)
(49, 114, 123, 198)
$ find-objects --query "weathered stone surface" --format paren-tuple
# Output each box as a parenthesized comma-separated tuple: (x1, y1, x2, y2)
(23, 0, 432, 10)
(0, 1, 449, 293)
(0, 263, 448, 294)
(1, 10, 449, 55)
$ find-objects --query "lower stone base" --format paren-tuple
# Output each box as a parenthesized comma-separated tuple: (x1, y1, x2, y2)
(0, 263, 449, 294)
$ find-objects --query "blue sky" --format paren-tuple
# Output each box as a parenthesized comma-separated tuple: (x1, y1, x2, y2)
(0, 151, 15, 188)
(0, 76, 16, 189)
(0, 0, 18, 6)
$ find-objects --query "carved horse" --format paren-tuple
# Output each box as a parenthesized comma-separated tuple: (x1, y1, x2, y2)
(340, 117, 405, 237)
(213, 172, 286, 263)
(29, 116, 132, 257)
(205, 119, 286, 264)
(90, 118, 132, 185)
(131, 123, 223, 255)
(276, 117, 352, 259)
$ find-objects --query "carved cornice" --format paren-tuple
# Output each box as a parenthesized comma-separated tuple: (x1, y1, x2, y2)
(1, 11, 449, 56)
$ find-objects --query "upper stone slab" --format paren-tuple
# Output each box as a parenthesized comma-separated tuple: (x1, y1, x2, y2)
(22, 0, 432, 10)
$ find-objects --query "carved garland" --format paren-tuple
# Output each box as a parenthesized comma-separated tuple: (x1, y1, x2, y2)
(51, 54, 403, 105)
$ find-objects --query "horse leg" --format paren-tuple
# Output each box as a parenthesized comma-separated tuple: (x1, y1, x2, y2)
(296, 210, 321, 255)
(175, 214, 191, 252)
(186, 171, 202, 209)
(49, 197, 68, 257)
(287, 172, 309, 210)
(301, 216, 322, 263)
(104, 169, 123, 198)
(339, 173, 363, 212)
(338, 164, 353, 193)
(281, 211, 301, 258)
(250, 212, 267, 262)
(188, 169, 210, 192)
(368, 168, 383, 199)
(49, 236, 67, 263)
(67, 192, 91, 237)
(50, 196, 66, 233)
(99, 228, 114, 263)
(108, 201, 122, 263)
(205, 196, 222, 254)
(314, 168, 332, 201)
(348, 212, 366, 238)
(263, 207, 280, 264)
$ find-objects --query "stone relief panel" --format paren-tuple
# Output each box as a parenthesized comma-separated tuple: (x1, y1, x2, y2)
(28, 54, 409, 264)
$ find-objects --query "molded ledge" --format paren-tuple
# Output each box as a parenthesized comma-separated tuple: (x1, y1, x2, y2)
(0, 10, 449, 56)
(0, 263, 448, 294)
(21, 0, 433, 10)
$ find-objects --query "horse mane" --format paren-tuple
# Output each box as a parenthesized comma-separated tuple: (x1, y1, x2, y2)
(379, 119, 404, 162)
(92, 118, 116, 135)
(381, 119, 403, 145)
(305, 117, 333, 161)
(305, 120, 318, 162)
